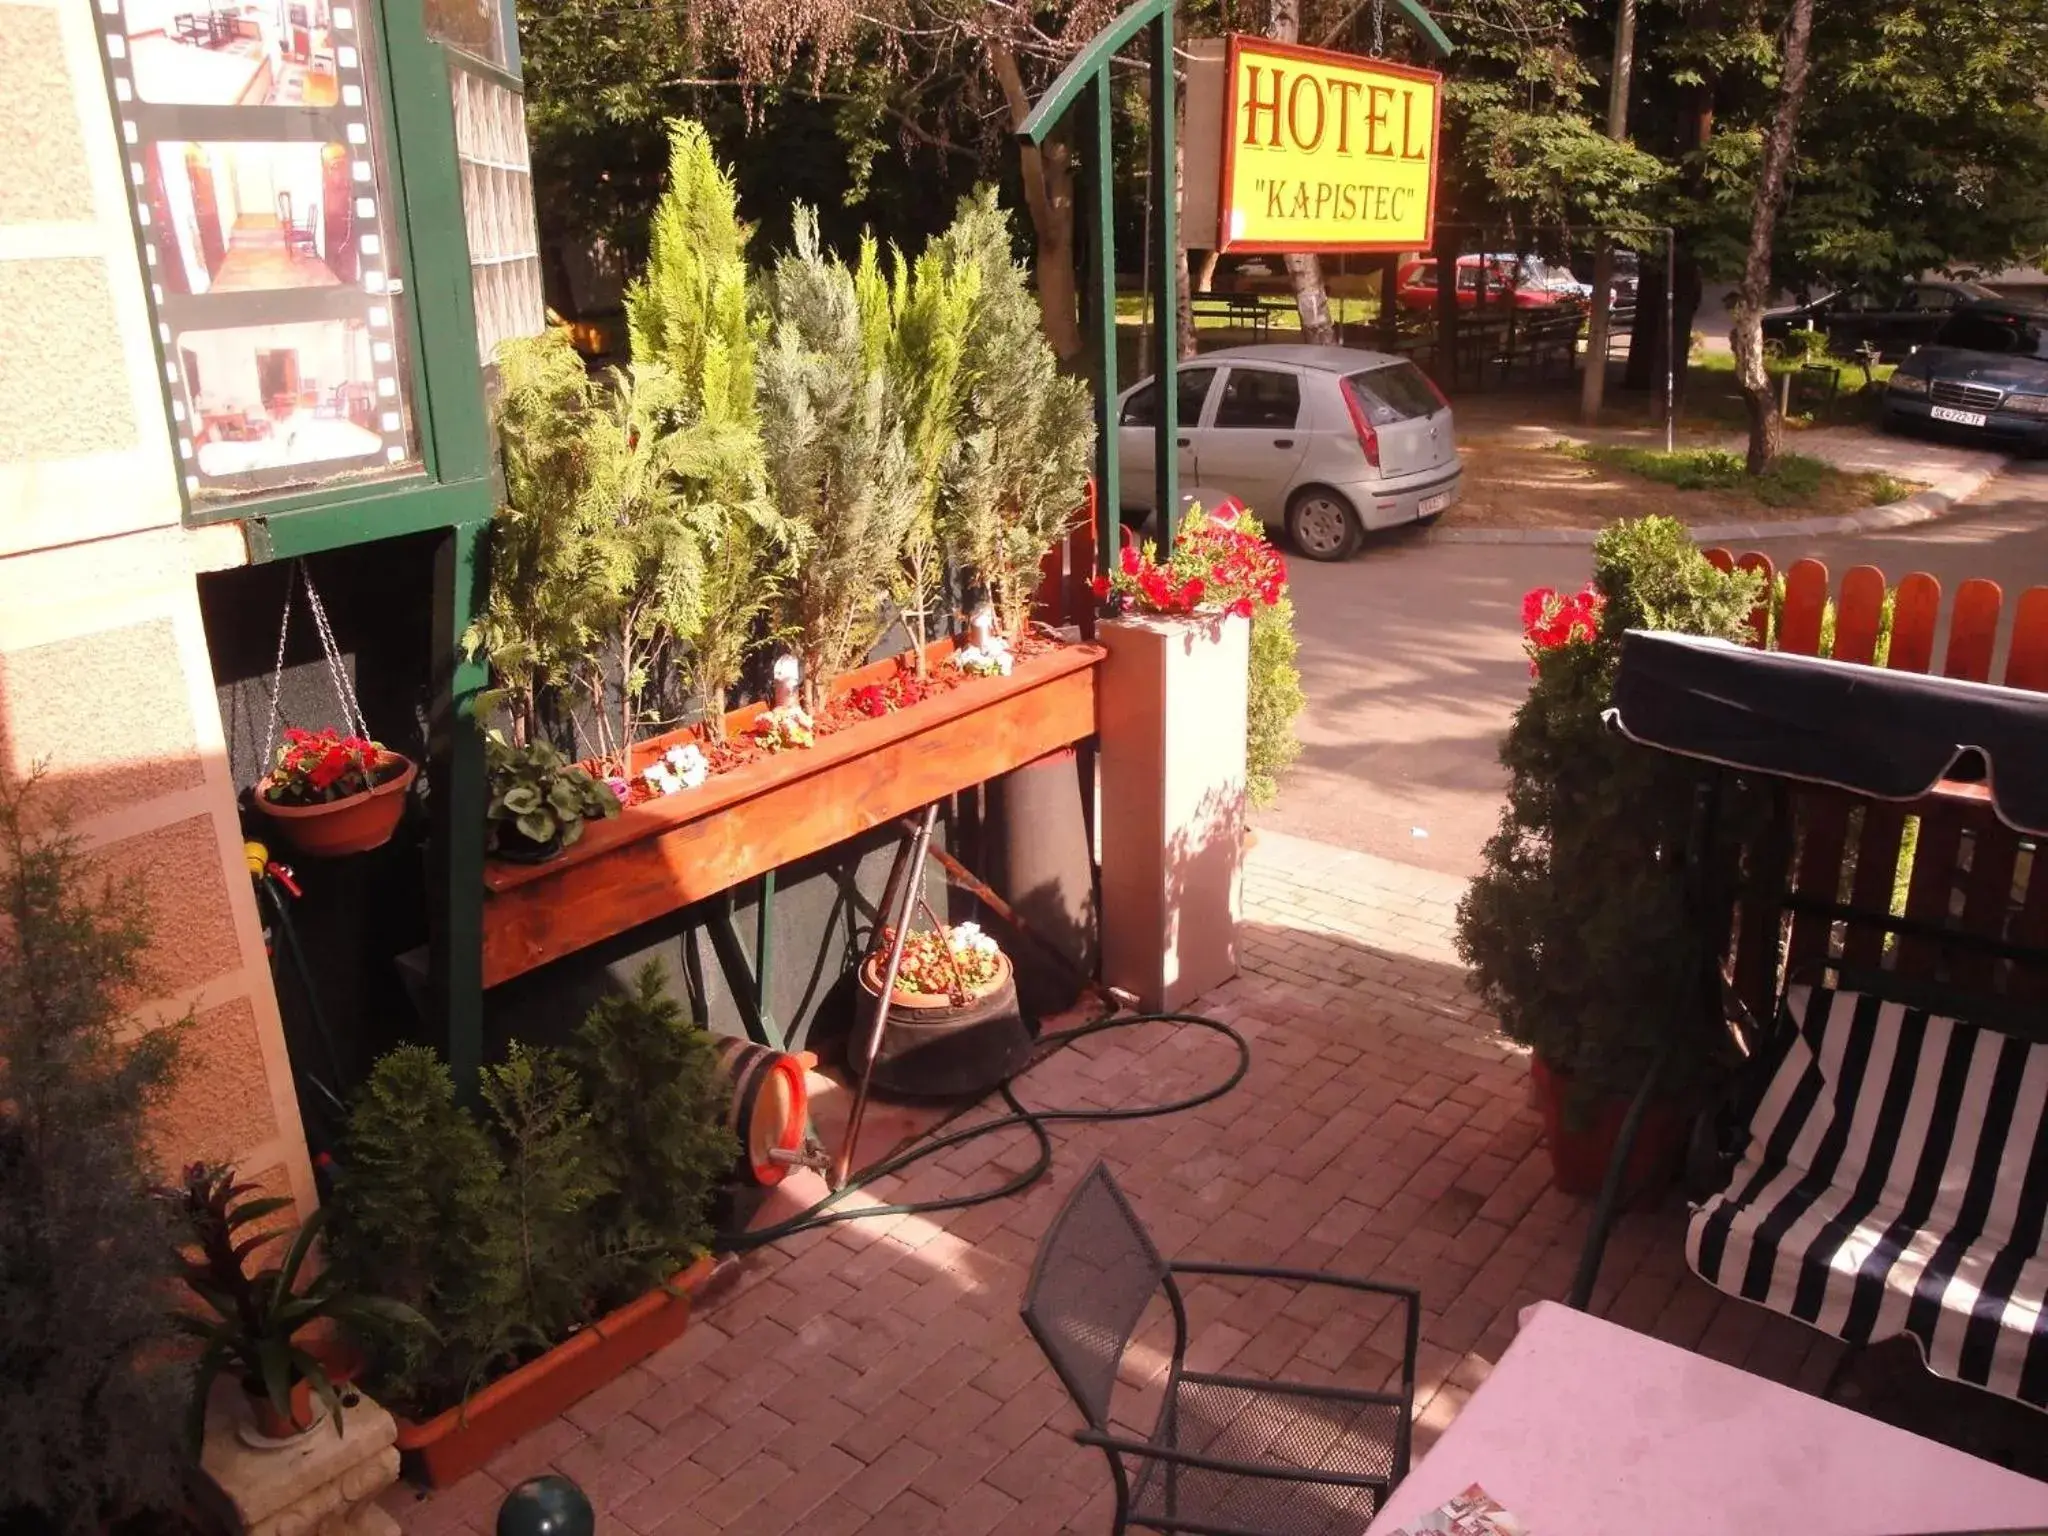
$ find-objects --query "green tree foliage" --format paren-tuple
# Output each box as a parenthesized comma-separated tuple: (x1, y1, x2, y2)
(626, 120, 799, 728)
(479, 1044, 610, 1344)
(1456, 518, 1764, 1105)
(759, 209, 920, 701)
(883, 243, 979, 653)
(934, 189, 1095, 639)
(327, 1046, 520, 1414)
(0, 773, 190, 1535)
(468, 332, 611, 747)
(1247, 594, 1306, 809)
(573, 962, 738, 1283)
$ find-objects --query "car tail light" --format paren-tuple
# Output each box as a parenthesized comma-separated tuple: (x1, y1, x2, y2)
(1341, 381, 1382, 469)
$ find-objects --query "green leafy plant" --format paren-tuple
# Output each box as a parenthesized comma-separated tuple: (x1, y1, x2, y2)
(759, 209, 919, 705)
(0, 770, 190, 1534)
(484, 730, 620, 858)
(479, 1045, 612, 1342)
(573, 962, 737, 1283)
(166, 1163, 427, 1448)
(1248, 592, 1306, 809)
(935, 188, 1095, 640)
(625, 119, 798, 732)
(1456, 517, 1766, 1109)
(326, 1046, 520, 1415)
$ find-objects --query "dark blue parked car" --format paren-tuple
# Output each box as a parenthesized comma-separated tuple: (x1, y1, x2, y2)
(1884, 300, 2048, 453)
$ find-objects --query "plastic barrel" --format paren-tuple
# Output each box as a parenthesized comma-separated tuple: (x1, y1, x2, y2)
(710, 1038, 808, 1186)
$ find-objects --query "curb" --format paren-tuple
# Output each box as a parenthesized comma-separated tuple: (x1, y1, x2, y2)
(1423, 456, 2011, 548)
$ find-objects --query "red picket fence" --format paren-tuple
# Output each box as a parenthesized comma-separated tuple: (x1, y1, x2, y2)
(1703, 549, 2048, 1012)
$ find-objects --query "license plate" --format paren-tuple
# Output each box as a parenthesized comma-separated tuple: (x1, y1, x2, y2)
(1419, 490, 1454, 515)
(1931, 406, 1988, 426)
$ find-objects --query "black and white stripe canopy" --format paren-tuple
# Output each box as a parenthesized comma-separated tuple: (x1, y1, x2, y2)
(1689, 985, 2048, 1410)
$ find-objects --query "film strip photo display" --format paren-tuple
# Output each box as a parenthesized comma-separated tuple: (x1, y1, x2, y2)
(93, 1, 418, 508)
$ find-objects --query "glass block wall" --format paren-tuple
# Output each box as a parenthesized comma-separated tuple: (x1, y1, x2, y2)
(450, 65, 544, 366)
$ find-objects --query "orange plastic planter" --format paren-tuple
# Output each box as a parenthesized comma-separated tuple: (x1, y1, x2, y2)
(253, 751, 416, 859)
(392, 1256, 720, 1488)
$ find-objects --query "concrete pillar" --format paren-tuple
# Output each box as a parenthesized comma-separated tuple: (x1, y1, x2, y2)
(1095, 611, 1249, 1011)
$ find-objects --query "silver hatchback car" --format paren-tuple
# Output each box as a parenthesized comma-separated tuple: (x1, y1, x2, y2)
(1115, 344, 1462, 560)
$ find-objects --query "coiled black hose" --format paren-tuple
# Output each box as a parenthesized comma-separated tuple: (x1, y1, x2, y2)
(717, 1009, 1252, 1251)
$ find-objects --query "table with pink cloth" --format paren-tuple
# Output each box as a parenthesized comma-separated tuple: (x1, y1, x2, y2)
(1365, 1301, 2048, 1536)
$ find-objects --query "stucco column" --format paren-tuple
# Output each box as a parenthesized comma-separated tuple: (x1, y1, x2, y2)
(1095, 610, 1249, 1012)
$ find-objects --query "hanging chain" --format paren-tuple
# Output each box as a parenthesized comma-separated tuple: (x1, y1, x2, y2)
(301, 568, 370, 743)
(259, 560, 371, 778)
(1372, 0, 1387, 56)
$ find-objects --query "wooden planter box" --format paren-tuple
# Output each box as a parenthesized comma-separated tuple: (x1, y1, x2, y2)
(393, 1256, 721, 1488)
(482, 640, 1105, 987)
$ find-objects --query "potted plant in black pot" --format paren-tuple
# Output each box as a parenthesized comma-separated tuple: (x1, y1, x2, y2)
(484, 733, 621, 864)
(1455, 517, 1766, 1199)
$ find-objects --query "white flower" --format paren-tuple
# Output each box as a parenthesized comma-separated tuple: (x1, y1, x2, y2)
(664, 744, 708, 790)
(952, 637, 1013, 678)
(643, 762, 682, 796)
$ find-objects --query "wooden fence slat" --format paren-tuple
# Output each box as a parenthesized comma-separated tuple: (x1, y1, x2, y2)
(1778, 559, 1831, 656)
(1841, 572, 1943, 971)
(2005, 587, 2048, 691)
(1737, 553, 1775, 648)
(1895, 577, 1990, 979)
(1784, 566, 1892, 973)
(1944, 579, 2003, 682)
(1704, 548, 1733, 573)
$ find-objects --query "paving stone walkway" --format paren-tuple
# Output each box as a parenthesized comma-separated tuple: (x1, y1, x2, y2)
(388, 829, 2035, 1536)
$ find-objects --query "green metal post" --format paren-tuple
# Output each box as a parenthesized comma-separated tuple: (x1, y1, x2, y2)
(1090, 77, 1121, 565)
(753, 870, 776, 1029)
(1151, 4, 1179, 546)
(432, 520, 491, 1098)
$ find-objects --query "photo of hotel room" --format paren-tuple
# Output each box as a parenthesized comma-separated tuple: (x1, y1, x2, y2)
(146, 142, 361, 295)
(122, 0, 342, 107)
(180, 319, 395, 477)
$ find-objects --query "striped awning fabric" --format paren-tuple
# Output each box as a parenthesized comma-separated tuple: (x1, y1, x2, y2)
(1687, 985, 2048, 1410)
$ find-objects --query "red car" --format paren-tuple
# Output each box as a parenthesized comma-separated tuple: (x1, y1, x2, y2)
(1395, 256, 1583, 312)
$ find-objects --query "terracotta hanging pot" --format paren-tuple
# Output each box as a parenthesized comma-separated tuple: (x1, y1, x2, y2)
(254, 751, 417, 858)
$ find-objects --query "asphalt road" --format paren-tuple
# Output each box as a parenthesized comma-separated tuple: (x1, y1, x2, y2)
(1252, 458, 2048, 880)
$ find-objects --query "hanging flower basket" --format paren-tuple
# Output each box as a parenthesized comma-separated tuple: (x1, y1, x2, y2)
(250, 560, 413, 858)
(253, 730, 417, 859)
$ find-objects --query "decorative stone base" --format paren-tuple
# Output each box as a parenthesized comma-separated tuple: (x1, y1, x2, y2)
(202, 1386, 401, 1536)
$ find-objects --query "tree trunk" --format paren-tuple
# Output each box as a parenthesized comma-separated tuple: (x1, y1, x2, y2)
(1195, 250, 1221, 292)
(1730, 0, 1816, 474)
(990, 41, 1082, 365)
(1174, 111, 1198, 359)
(1267, 0, 1336, 345)
(1580, 0, 1639, 423)
(1175, 245, 1198, 359)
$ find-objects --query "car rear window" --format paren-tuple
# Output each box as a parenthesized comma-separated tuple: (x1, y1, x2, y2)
(1346, 364, 1442, 423)
(1935, 309, 2048, 359)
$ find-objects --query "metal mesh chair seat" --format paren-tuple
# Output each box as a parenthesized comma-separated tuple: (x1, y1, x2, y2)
(1023, 1162, 1421, 1535)
(1129, 1375, 1406, 1535)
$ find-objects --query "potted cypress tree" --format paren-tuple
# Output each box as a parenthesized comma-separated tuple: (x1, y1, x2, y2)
(1456, 517, 1765, 1197)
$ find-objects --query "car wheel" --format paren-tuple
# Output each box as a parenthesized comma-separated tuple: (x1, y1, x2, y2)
(1285, 489, 1362, 562)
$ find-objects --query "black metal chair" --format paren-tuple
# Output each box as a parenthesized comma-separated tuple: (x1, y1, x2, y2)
(1022, 1161, 1420, 1536)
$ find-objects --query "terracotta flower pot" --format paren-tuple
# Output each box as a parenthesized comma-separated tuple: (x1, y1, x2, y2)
(858, 949, 1013, 1010)
(254, 751, 416, 858)
(1528, 1055, 1687, 1206)
(244, 1380, 322, 1444)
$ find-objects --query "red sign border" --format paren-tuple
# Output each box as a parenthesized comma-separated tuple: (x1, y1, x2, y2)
(1215, 33, 1444, 257)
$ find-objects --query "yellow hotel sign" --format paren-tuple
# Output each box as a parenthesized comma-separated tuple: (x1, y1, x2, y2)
(1210, 36, 1441, 254)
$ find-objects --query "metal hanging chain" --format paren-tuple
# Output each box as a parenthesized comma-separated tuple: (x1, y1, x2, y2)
(1372, 0, 1387, 57)
(260, 560, 370, 776)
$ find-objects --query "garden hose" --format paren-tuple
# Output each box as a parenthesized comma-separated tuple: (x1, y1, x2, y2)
(715, 1007, 1251, 1251)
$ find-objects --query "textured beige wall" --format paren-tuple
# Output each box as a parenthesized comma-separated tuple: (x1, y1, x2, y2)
(0, 0, 314, 1220)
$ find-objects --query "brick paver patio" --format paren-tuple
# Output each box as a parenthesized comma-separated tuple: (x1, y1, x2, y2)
(386, 829, 2035, 1536)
